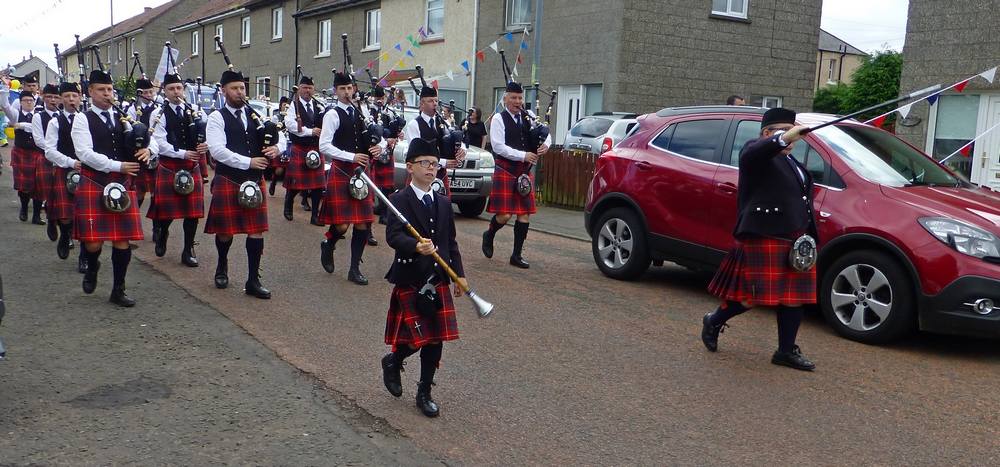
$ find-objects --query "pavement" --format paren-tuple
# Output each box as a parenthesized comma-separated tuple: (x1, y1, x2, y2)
(477, 205, 589, 242)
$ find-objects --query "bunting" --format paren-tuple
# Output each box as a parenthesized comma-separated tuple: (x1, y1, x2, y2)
(940, 119, 1000, 163)
(980, 66, 997, 83)
(865, 65, 1000, 125)
(476, 50, 486, 62)
(954, 78, 971, 93)
(490, 41, 499, 52)
(505, 31, 514, 42)
(461, 61, 470, 72)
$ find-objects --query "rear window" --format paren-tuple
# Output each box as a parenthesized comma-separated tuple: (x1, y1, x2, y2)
(651, 119, 727, 162)
(570, 117, 615, 138)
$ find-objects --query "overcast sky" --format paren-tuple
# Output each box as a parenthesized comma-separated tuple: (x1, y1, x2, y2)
(2, 0, 910, 72)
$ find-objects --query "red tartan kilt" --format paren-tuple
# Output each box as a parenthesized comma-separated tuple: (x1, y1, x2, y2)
(487, 158, 535, 215)
(385, 283, 459, 348)
(11, 146, 39, 193)
(271, 153, 289, 169)
(48, 166, 75, 221)
(133, 166, 157, 193)
(72, 169, 144, 242)
(284, 143, 327, 190)
(317, 160, 374, 225)
(370, 159, 395, 191)
(146, 157, 205, 220)
(204, 175, 268, 235)
(708, 237, 817, 306)
(35, 158, 54, 201)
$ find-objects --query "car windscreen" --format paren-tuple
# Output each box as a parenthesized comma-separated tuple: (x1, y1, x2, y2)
(570, 117, 615, 138)
(813, 124, 962, 188)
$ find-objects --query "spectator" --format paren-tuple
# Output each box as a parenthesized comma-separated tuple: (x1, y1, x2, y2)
(462, 107, 487, 148)
(727, 95, 745, 106)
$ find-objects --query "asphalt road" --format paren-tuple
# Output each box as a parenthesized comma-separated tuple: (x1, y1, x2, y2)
(3, 147, 1000, 465)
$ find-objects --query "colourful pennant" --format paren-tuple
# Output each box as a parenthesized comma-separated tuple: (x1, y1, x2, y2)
(489, 41, 498, 52)
(396, 59, 406, 68)
(897, 103, 913, 119)
(960, 144, 973, 157)
(505, 31, 514, 42)
(366, 60, 374, 70)
(394, 43, 402, 52)
(520, 41, 528, 50)
(476, 50, 486, 62)
(926, 93, 940, 105)
(378, 78, 389, 87)
(418, 26, 427, 38)
(870, 115, 887, 128)
(431, 80, 439, 89)
(461, 60, 470, 72)
(517, 55, 524, 64)
(446, 70, 454, 80)
(980, 67, 997, 84)
(406, 50, 415, 58)
(955, 78, 971, 93)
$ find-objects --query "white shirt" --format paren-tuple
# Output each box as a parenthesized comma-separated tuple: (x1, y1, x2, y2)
(151, 102, 191, 160)
(284, 96, 320, 136)
(7, 91, 39, 115)
(318, 100, 386, 163)
(206, 103, 253, 170)
(30, 107, 59, 152)
(489, 108, 551, 162)
(71, 106, 125, 173)
(0, 88, 34, 130)
(411, 182, 434, 203)
(402, 111, 466, 168)
(44, 110, 79, 169)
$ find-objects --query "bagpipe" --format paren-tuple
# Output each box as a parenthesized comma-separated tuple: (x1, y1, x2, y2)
(74, 34, 90, 111)
(165, 42, 207, 151)
(407, 66, 465, 163)
(340, 33, 384, 152)
(365, 68, 406, 144)
(498, 49, 552, 154)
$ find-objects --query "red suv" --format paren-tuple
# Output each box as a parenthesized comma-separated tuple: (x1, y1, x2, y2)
(585, 106, 1000, 344)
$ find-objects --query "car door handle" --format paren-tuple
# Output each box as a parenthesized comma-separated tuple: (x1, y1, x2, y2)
(716, 182, 737, 194)
(635, 161, 652, 170)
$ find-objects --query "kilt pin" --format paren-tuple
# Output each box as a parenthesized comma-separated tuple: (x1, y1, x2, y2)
(204, 175, 268, 236)
(72, 168, 144, 242)
(317, 159, 374, 225)
(284, 143, 327, 190)
(487, 156, 535, 215)
(145, 157, 205, 220)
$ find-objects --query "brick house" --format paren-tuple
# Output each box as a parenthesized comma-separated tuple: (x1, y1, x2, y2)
(815, 29, 867, 91)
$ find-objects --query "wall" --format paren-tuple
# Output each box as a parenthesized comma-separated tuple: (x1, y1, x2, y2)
(815, 51, 865, 90)
(297, 1, 380, 93)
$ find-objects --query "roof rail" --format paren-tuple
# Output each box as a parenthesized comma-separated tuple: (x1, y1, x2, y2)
(654, 106, 768, 117)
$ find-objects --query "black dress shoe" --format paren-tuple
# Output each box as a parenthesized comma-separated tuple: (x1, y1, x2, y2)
(348, 268, 369, 285)
(481, 230, 495, 258)
(701, 313, 728, 352)
(152, 226, 161, 244)
(367, 236, 378, 247)
(214, 263, 229, 289)
(309, 213, 323, 226)
(268, 179, 276, 196)
(46, 221, 58, 241)
(109, 287, 136, 307)
(154, 228, 169, 257)
(283, 205, 293, 221)
(415, 381, 439, 418)
(31, 216, 45, 225)
(244, 278, 271, 299)
(181, 247, 199, 267)
(301, 198, 311, 211)
(57, 236, 71, 260)
(509, 255, 530, 269)
(320, 239, 335, 273)
(381, 353, 403, 397)
(78, 255, 89, 274)
(82, 260, 100, 294)
(771, 346, 816, 371)
(18, 207, 27, 222)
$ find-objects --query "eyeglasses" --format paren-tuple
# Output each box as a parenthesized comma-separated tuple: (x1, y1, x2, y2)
(409, 160, 437, 168)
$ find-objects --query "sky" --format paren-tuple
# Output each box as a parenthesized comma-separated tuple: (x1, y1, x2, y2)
(2, 0, 910, 73)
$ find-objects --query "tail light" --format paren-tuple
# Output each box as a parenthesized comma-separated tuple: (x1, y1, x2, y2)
(601, 137, 613, 153)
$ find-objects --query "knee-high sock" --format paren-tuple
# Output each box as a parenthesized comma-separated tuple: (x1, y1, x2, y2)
(246, 237, 264, 280)
(284, 189, 299, 208)
(512, 221, 529, 257)
(111, 247, 131, 289)
(708, 301, 750, 327)
(349, 226, 367, 269)
(487, 215, 505, 234)
(776, 306, 804, 353)
(215, 236, 233, 265)
(85, 246, 102, 266)
(57, 222, 72, 242)
(310, 189, 322, 213)
(419, 343, 443, 383)
(31, 198, 43, 218)
(182, 218, 198, 248)
(393, 345, 419, 365)
(17, 192, 29, 213)
(324, 226, 345, 243)
(158, 219, 174, 236)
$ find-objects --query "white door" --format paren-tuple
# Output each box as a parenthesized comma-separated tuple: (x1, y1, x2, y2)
(978, 96, 1000, 189)
(556, 85, 582, 145)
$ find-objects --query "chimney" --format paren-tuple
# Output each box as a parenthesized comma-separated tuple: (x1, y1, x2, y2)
(145, 7, 151, 12)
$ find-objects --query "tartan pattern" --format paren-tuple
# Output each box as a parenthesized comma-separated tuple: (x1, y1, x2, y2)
(204, 175, 269, 236)
(370, 158, 395, 191)
(487, 156, 535, 215)
(72, 169, 144, 242)
(317, 159, 374, 225)
(47, 166, 75, 221)
(35, 158, 54, 201)
(385, 283, 460, 348)
(284, 143, 327, 190)
(133, 165, 158, 193)
(10, 147, 39, 193)
(708, 237, 817, 306)
(404, 166, 451, 197)
(145, 157, 205, 220)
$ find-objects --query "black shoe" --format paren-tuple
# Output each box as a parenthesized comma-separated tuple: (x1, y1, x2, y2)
(367, 236, 378, 247)
(154, 228, 169, 257)
(244, 278, 271, 299)
(46, 221, 58, 241)
(152, 226, 161, 244)
(301, 198, 311, 212)
(378, 215, 387, 225)
(381, 353, 403, 397)
(31, 215, 45, 226)
(283, 205, 293, 221)
(18, 206, 27, 222)
(57, 236, 71, 260)
(701, 313, 728, 352)
(771, 346, 816, 371)
(509, 255, 530, 269)
(214, 263, 229, 289)
(78, 255, 89, 274)
(415, 382, 439, 418)
(181, 247, 199, 267)
(69, 240, 75, 249)
(82, 260, 100, 294)
(320, 239, 335, 273)
(481, 230, 495, 258)
(109, 287, 136, 307)
(310, 213, 323, 226)
(348, 268, 369, 285)
(268, 179, 276, 196)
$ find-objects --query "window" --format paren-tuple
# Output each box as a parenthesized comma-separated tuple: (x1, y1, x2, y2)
(256, 76, 270, 99)
(215, 24, 224, 51)
(241, 17, 251, 45)
(652, 119, 727, 162)
(117, 41, 123, 61)
(130, 38, 136, 55)
(506, 0, 533, 29)
(712, 0, 748, 19)
(762, 96, 782, 108)
(279, 75, 290, 99)
(437, 89, 468, 121)
(107, 45, 112, 65)
(827, 59, 836, 82)
(728, 119, 843, 187)
(728, 119, 762, 166)
(317, 19, 331, 56)
(584, 84, 603, 116)
(192, 30, 200, 55)
(425, 0, 444, 37)
(365, 9, 381, 49)
(272, 7, 283, 40)
(569, 117, 615, 138)
(932, 95, 979, 178)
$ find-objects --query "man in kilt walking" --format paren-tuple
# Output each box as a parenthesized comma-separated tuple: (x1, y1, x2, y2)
(316, 72, 386, 285)
(43, 81, 88, 272)
(282, 74, 327, 225)
(701, 107, 818, 371)
(127, 79, 159, 213)
(147, 72, 207, 267)
(204, 69, 279, 299)
(401, 82, 466, 200)
(1, 82, 47, 224)
(32, 83, 64, 239)
(380, 137, 467, 418)
(70, 70, 152, 307)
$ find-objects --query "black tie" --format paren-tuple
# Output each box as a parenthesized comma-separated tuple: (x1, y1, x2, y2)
(422, 193, 434, 214)
(234, 109, 245, 129)
(68, 113, 75, 124)
(347, 106, 354, 121)
(306, 102, 312, 117)
(102, 111, 113, 130)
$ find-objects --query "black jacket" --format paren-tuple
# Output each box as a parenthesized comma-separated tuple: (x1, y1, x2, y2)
(385, 186, 465, 286)
(733, 134, 817, 241)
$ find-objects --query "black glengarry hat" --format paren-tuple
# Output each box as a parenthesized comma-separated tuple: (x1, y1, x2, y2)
(162, 73, 182, 86)
(298, 74, 314, 86)
(406, 137, 440, 162)
(220, 69, 245, 86)
(135, 78, 154, 90)
(89, 69, 113, 85)
(371, 85, 385, 97)
(333, 72, 352, 87)
(505, 80, 523, 93)
(42, 83, 60, 95)
(419, 85, 437, 98)
(761, 107, 796, 128)
(58, 81, 81, 94)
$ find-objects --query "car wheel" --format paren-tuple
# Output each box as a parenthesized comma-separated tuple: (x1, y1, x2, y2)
(592, 207, 650, 280)
(457, 197, 488, 218)
(819, 249, 916, 344)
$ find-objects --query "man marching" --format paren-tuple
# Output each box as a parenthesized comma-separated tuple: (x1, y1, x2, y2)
(1, 79, 47, 224)
(204, 68, 278, 299)
(127, 78, 159, 212)
(401, 81, 466, 198)
(10, 72, 41, 113)
(43, 81, 88, 272)
(366, 84, 397, 244)
(32, 83, 63, 236)
(71, 69, 151, 307)
(481, 80, 550, 269)
(147, 72, 206, 267)
(316, 71, 385, 285)
(282, 74, 326, 225)
(701, 107, 818, 371)
(380, 137, 467, 418)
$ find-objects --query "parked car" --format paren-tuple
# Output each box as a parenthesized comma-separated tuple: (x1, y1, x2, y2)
(564, 112, 638, 154)
(185, 85, 222, 113)
(247, 99, 279, 119)
(585, 105, 1000, 344)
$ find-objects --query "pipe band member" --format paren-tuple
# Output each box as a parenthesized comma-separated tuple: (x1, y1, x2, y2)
(282, 73, 326, 224)
(44, 81, 88, 271)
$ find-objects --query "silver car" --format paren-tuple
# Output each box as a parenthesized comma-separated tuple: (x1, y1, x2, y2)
(563, 112, 638, 154)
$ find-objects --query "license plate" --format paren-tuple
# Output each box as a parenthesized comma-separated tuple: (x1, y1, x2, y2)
(449, 178, 476, 189)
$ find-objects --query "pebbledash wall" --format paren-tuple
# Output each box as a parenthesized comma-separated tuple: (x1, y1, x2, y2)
(896, 0, 1000, 189)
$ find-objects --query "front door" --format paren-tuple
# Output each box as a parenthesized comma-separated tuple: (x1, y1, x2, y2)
(976, 96, 1000, 189)
(556, 86, 582, 145)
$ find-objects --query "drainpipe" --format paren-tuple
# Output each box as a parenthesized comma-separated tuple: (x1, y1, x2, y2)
(294, 0, 300, 98)
(470, 0, 479, 107)
(815, 50, 823, 90)
(837, 45, 847, 84)
(532, 0, 542, 86)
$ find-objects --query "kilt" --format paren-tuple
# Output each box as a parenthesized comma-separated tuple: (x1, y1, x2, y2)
(204, 175, 268, 236)
(370, 158, 395, 191)
(145, 157, 205, 220)
(10, 146, 39, 193)
(317, 159, 374, 225)
(271, 151, 290, 169)
(48, 166, 75, 221)
(284, 143, 327, 190)
(35, 158, 54, 202)
(133, 165, 157, 193)
(487, 156, 535, 215)
(385, 283, 459, 349)
(72, 168, 144, 242)
(708, 237, 817, 307)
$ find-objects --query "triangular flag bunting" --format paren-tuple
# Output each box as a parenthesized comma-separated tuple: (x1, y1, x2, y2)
(476, 50, 486, 62)
(366, 60, 374, 70)
(522, 26, 529, 36)
(388, 70, 398, 79)
(418, 27, 427, 38)
(897, 103, 913, 119)
(406, 50, 415, 58)
(461, 60, 470, 72)
(489, 41, 498, 52)
(516, 54, 523, 64)
(980, 66, 997, 83)
(505, 31, 514, 42)
(520, 41, 528, 50)
(396, 59, 406, 68)
(394, 43, 402, 52)
(380, 52, 390, 61)
(431, 80, 439, 89)
(870, 115, 887, 128)
(927, 93, 940, 105)
(955, 79, 971, 93)
(446, 70, 454, 80)
(378, 78, 389, 87)
(512, 64, 518, 76)
(960, 144, 973, 157)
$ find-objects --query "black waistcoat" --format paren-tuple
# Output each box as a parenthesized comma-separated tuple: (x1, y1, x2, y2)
(289, 97, 323, 146)
(217, 107, 263, 182)
(14, 110, 36, 150)
(84, 109, 131, 164)
(163, 104, 191, 151)
(136, 103, 155, 126)
(416, 114, 443, 151)
(39, 110, 54, 138)
(331, 106, 360, 154)
(500, 110, 531, 152)
(55, 112, 77, 160)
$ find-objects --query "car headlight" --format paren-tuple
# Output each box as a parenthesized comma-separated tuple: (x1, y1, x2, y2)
(479, 153, 495, 169)
(919, 217, 1000, 259)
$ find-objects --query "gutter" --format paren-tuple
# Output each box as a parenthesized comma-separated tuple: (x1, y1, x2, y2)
(170, 7, 249, 33)
(293, 0, 376, 18)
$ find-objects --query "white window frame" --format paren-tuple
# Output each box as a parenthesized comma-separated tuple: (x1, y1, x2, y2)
(272, 7, 283, 40)
(130, 37, 136, 55)
(364, 8, 381, 50)
(762, 96, 783, 108)
(191, 30, 200, 56)
(425, 0, 444, 38)
(256, 76, 270, 100)
(107, 45, 112, 65)
(278, 75, 290, 99)
(215, 24, 224, 51)
(712, 0, 749, 19)
(317, 19, 332, 57)
(827, 58, 836, 82)
(117, 41, 123, 61)
(241, 16, 251, 46)
(506, 0, 532, 30)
